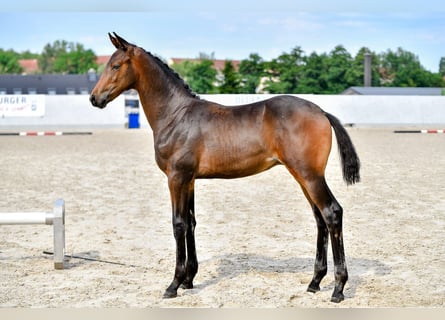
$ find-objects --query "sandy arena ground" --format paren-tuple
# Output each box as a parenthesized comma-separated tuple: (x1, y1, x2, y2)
(0, 127, 444, 307)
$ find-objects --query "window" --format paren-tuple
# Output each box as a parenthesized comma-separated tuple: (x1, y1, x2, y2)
(28, 88, 37, 94)
(47, 88, 56, 95)
(80, 87, 89, 94)
(0, 88, 6, 95)
(13, 88, 22, 94)
(66, 87, 76, 95)
(87, 68, 97, 82)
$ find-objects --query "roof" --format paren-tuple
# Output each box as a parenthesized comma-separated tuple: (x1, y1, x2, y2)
(342, 86, 445, 96)
(169, 58, 240, 71)
(0, 56, 241, 95)
(17, 56, 110, 75)
(15, 56, 240, 75)
(0, 73, 98, 94)
(18, 59, 39, 74)
(96, 55, 110, 65)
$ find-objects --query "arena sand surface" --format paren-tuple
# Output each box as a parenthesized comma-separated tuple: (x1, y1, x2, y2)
(0, 128, 443, 307)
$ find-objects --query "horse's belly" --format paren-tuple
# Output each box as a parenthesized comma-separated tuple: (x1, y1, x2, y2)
(197, 152, 280, 179)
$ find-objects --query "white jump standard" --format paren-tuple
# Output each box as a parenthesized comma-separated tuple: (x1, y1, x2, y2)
(0, 199, 66, 269)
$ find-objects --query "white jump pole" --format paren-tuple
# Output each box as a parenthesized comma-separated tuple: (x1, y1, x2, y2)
(0, 199, 65, 269)
(0, 212, 50, 224)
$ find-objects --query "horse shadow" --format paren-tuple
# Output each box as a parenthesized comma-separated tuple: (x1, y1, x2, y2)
(46, 250, 391, 299)
(189, 253, 391, 299)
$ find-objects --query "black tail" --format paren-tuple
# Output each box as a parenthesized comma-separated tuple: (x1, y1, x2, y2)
(325, 112, 360, 185)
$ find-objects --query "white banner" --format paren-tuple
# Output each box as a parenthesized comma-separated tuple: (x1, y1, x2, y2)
(0, 95, 45, 117)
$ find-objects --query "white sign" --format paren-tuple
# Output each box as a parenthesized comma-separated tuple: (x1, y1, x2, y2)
(0, 95, 45, 117)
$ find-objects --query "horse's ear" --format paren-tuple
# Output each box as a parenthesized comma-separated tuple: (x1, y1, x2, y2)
(108, 33, 120, 49)
(108, 32, 130, 51)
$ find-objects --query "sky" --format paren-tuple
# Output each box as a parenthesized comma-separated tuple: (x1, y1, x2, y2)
(1, 1, 444, 72)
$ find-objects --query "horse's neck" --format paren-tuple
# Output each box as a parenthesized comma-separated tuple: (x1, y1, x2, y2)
(135, 58, 196, 134)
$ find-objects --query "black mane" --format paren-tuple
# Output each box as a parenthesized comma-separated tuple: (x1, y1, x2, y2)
(144, 50, 199, 99)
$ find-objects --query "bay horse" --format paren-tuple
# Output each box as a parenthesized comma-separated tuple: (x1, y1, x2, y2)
(90, 33, 360, 303)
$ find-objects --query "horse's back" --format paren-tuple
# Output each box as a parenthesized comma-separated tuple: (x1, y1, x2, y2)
(262, 95, 325, 117)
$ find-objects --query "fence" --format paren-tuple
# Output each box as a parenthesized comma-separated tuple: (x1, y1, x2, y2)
(0, 199, 65, 269)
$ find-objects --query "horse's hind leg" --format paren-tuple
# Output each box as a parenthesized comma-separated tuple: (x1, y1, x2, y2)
(306, 203, 329, 294)
(304, 177, 348, 303)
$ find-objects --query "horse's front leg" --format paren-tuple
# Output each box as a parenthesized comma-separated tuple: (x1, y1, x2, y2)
(181, 183, 198, 289)
(163, 172, 193, 298)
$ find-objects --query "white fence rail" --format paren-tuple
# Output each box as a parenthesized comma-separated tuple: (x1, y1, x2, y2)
(0, 199, 66, 269)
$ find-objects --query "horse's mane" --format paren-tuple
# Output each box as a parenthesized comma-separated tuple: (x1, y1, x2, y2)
(144, 50, 199, 99)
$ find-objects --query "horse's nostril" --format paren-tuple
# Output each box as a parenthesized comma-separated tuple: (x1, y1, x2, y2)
(90, 95, 96, 106)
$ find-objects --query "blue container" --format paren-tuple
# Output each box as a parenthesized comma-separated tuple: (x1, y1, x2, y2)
(128, 112, 140, 129)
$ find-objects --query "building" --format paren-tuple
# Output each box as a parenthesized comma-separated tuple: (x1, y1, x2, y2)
(0, 70, 98, 95)
(1, 56, 108, 95)
(168, 58, 240, 72)
(18, 59, 39, 74)
(342, 86, 445, 96)
(17, 56, 110, 75)
(1, 56, 241, 95)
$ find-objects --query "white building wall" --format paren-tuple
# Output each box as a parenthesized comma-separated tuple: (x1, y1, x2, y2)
(0, 95, 125, 129)
(1, 94, 444, 129)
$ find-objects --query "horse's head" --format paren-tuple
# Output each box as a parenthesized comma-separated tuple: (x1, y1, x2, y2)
(90, 33, 138, 109)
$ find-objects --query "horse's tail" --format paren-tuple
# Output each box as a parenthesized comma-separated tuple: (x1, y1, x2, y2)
(324, 112, 360, 185)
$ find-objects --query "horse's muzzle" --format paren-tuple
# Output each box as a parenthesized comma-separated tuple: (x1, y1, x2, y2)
(90, 94, 107, 109)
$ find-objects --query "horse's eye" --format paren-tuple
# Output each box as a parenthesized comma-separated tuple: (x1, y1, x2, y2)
(112, 64, 120, 70)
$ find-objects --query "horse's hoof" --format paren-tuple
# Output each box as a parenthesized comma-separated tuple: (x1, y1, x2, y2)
(330, 293, 344, 303)
(307, 282, 320, 293)
(162, 290, 177, 299)
(180, 281, 193, 289)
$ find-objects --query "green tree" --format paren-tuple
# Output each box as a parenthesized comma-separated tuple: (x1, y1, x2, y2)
(39, 40, 68, 73)
(238, 53, 265, 93)
(39, 40, 97, 74)
(264, 46, 305, 93)
(187, 60, 217, 94)
(172, 58, 217, 93)
(324, 45, 354, 93)
(19, 50, 39, 59)
(218, 60, 240, 93)
(297, 51, 328, 93)
(297, 47, 382, 93)
(438, 57, 445, 77)
(171, 60, 194, 80)
(379, 47, 443, 87)
(0, 49, 23, 74)
(53, 43, 97, 74)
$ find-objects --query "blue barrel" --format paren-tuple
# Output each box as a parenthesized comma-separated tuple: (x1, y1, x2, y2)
(125, 97, 140, 129)
(128, 112, 140, 129)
